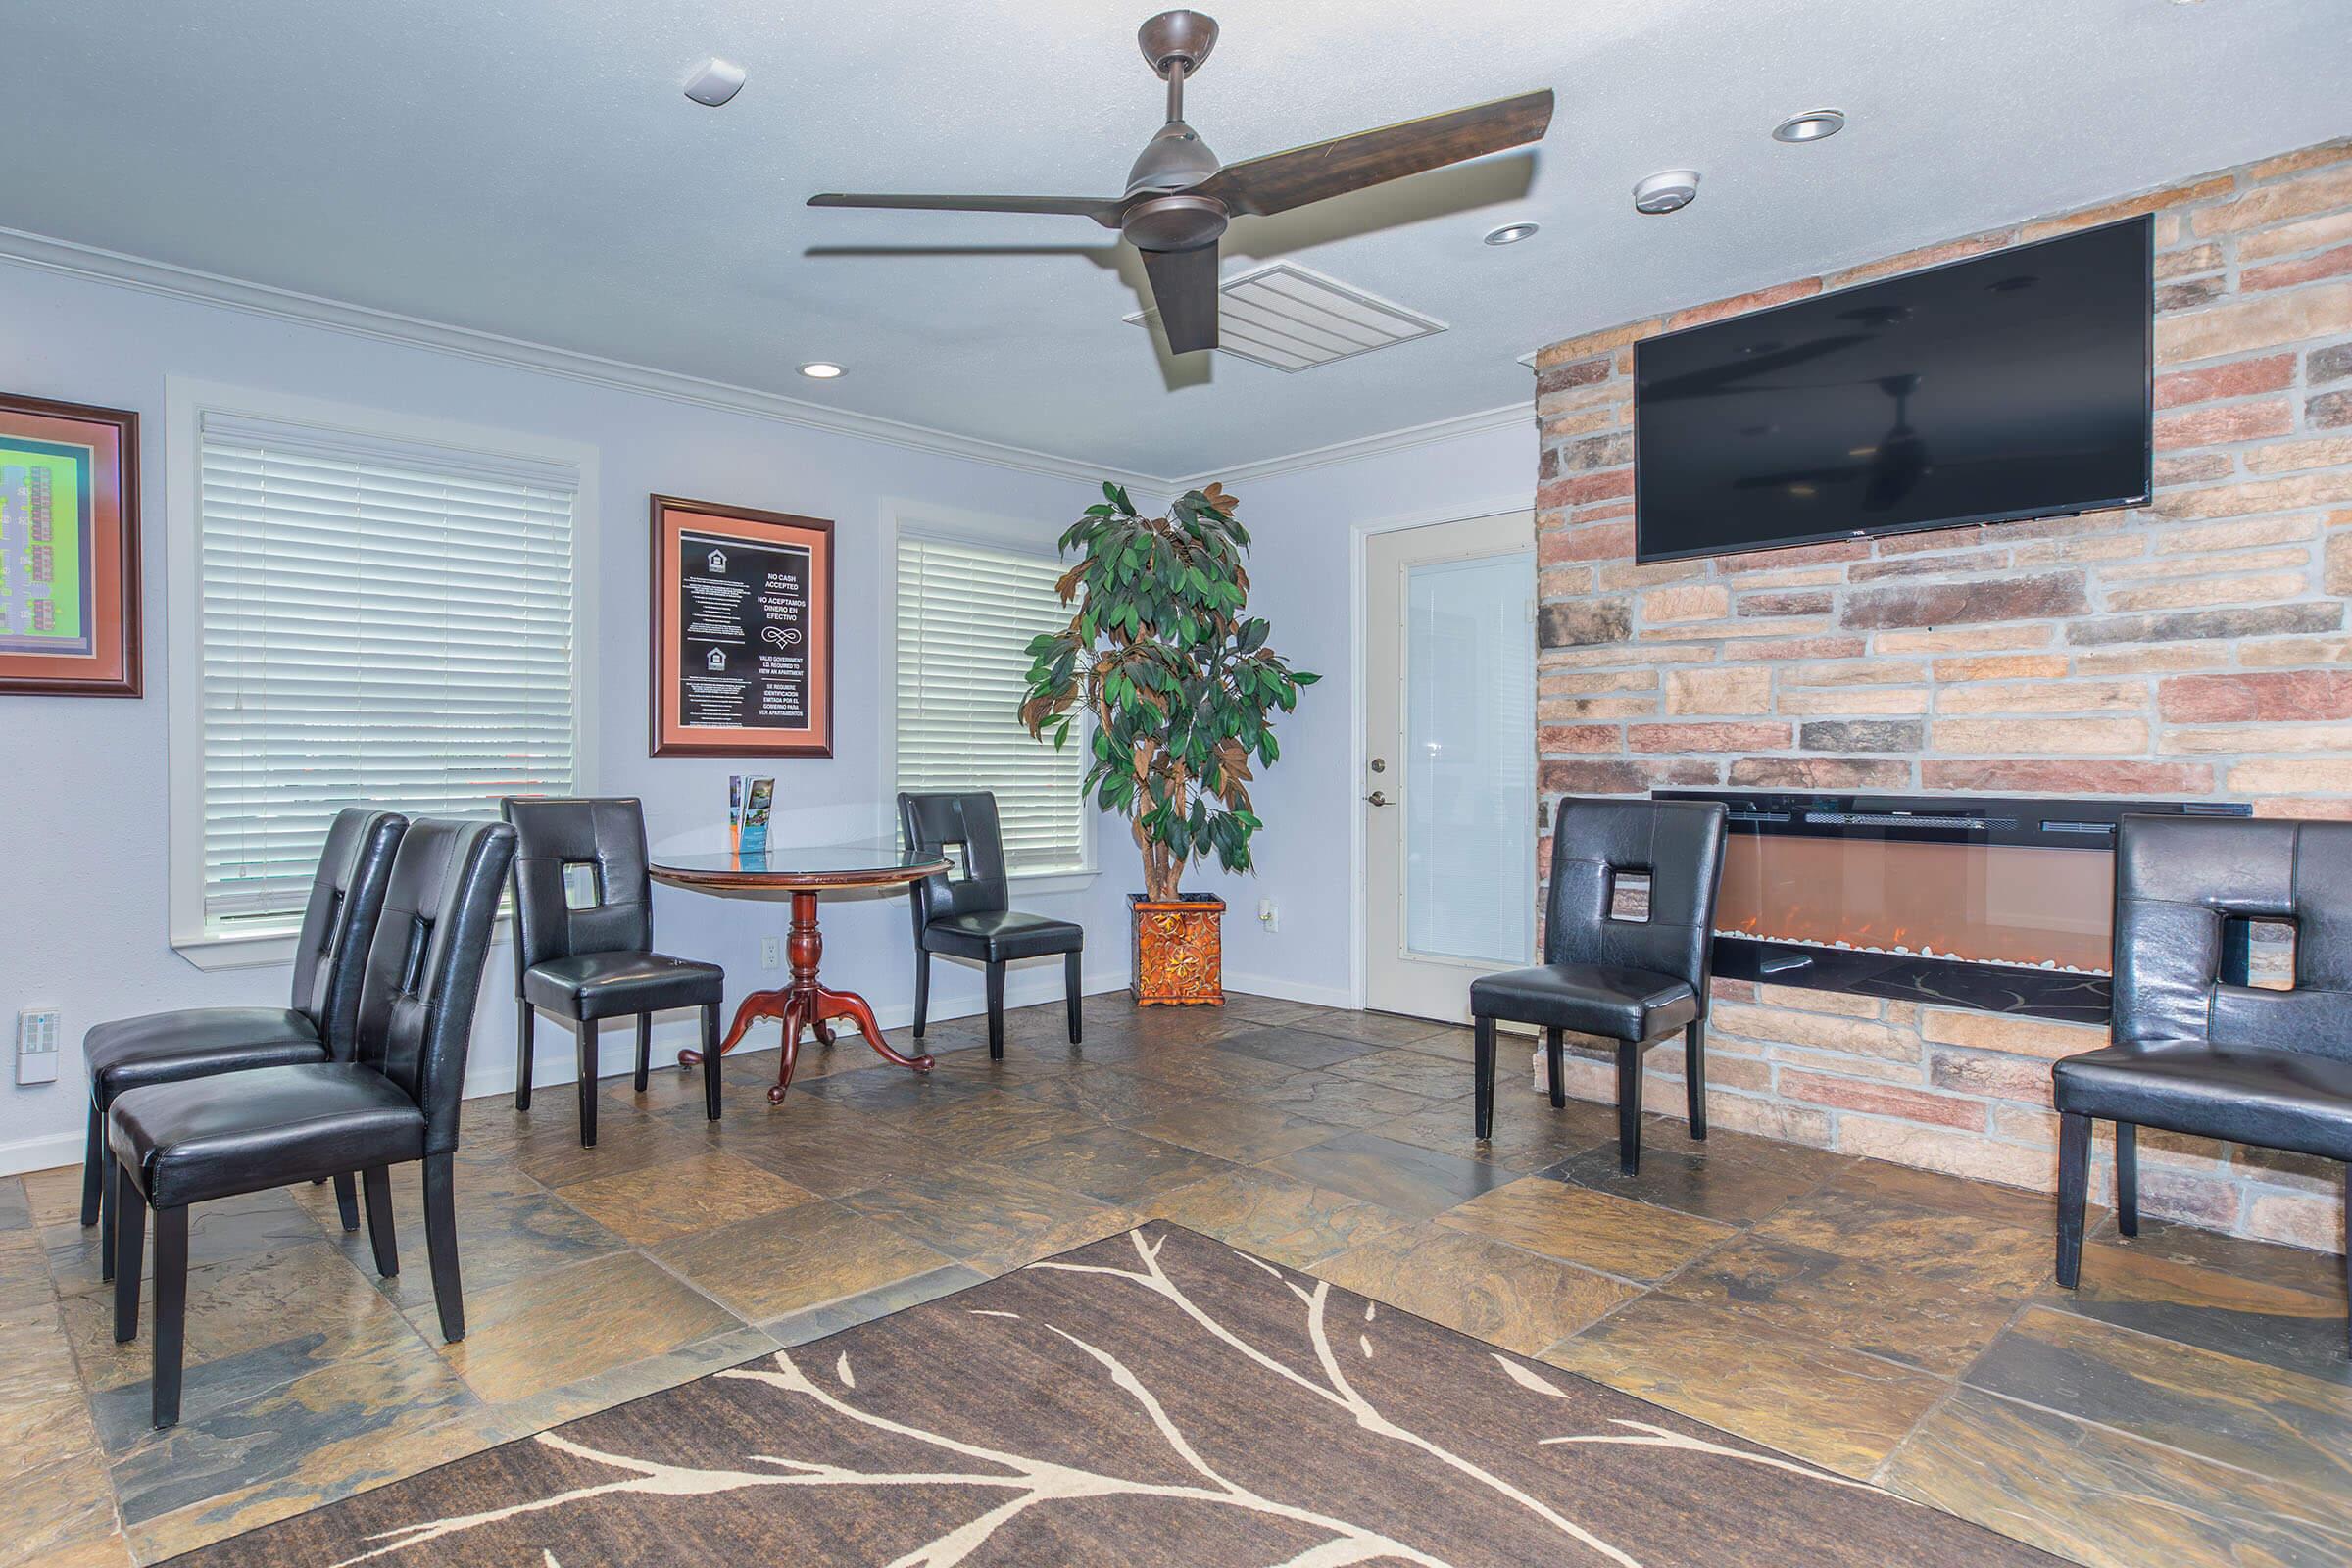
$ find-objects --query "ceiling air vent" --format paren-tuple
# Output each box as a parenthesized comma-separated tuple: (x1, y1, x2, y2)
(1125, 261, 1446, 371)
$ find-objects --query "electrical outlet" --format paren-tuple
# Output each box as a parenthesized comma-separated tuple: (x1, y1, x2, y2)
(1256, 898, 1279, 933)
(760, 936, 781, 970)
(16, 1009, 61, 1086)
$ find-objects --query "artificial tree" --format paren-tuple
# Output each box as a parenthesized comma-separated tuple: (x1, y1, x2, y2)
(1019, 481, 1317, 906)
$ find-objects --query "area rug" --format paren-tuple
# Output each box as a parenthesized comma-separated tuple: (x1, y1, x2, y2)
(171, 1224, 2056, 1566)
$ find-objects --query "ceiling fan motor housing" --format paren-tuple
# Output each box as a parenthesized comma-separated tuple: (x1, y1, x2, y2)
(1126, 118, 1222, 195)
(1123, 192, 1228, 252)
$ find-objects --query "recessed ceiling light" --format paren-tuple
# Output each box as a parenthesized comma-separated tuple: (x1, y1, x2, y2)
(1773, 108, 1845, 143)
(1483, 222, 1541, 247)
(798, 362, 846, 380)
(683, 57, 747, 107)
(1633, 170, 1700, 215)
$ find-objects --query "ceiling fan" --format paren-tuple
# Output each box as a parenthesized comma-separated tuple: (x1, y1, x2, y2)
(808, 11, 1554, 356)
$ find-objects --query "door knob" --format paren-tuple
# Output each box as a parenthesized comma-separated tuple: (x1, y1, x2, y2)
(1364, 790, 1390, 807)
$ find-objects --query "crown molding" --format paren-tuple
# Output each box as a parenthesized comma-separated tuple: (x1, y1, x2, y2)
(0, 223, 1533, 496)
(1166, 400, 1536, 491)
(0, 224, 1164, 492)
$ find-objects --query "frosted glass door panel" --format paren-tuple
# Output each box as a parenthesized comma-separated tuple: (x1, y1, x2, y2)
(1403, 553, 1535, 965)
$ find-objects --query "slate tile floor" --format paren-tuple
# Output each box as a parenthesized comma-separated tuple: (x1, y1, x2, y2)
(3, 991, 2347, 1566)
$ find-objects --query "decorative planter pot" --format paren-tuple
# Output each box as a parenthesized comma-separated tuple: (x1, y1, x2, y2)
(1130, 894, 1225, 1005)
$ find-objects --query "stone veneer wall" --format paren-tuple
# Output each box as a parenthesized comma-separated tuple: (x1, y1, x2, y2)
(1529, 136, 2352, 1250)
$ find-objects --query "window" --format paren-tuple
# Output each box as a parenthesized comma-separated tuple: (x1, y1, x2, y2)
(183, 406, 579, 943)
(895, 532, 1089, 877)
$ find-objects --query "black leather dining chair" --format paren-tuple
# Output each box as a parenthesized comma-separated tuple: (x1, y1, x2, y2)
(1469, 796, 1728, 1175)
(109, 816, 515, 1428)
(504, 797, 724, 1146)
(80, 807, 407, 1277)
(899, 791, 1084, 1058)
(2054, 814, 2352, 1347)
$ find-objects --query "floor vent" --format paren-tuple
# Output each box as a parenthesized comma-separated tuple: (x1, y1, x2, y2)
(1125, 261, 1446, 371)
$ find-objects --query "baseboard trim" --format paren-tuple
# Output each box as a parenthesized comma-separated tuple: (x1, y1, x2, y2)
(458, 967, 1130, 1102)
(1219, 971, 1357, 1010)
(0, 1128, 85, 1180)
(0, 974, 1136, 1179)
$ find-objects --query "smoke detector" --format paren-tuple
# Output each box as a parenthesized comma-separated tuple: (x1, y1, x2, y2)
(1633, 171, 1700, 215)
(683, 58, 747, 107)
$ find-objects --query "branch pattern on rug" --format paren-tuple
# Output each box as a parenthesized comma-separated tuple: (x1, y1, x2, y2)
(321, 1228, 1995, 1568)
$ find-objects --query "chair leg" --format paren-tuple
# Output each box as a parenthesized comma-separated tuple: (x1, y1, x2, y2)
(1065, 949, 1084, 1045)
(80, 1102, 104, 1226)
(2056, 1110, 2091, 1290)
(1472, 1017, 1496, 1142)
(100, 1150, 117, 1283)
(911, 949, 930, 1039)
(2341, 1166, 2350, 1358)
(422, 1152, 465, 1344)
(112, 1161, 144, 1343)
(150, 1204, 189, 1429)
(985, 960, 1006, 1061)
(2115, 1121, 2139, 1238)
(1544, 1028, 1566, 1109)
(1616, 1039, 1645, 1177)
(1685, 1020, 1708, 1142)
(362, 1166, 399, 1277)
(333, 1172, 361, 1233)
(634, 1013, 652, 1093)
(514, 1000, 535, 1112)
(575, 1019, 598, 1149)
(701, 1003, 722, 1122)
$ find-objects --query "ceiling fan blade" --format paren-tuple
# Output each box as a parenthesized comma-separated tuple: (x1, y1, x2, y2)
(1197, 89, 1554, 218)
(1142, 245, 1220, 355)
(808, 192, 1123, 228)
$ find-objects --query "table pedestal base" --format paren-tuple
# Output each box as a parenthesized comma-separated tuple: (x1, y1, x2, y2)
(677, 889, 933, 1102)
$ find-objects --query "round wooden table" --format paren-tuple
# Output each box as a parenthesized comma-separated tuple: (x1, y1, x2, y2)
(650, 841, 950, 1103)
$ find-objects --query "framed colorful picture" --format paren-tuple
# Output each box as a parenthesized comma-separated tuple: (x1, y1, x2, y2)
(650, 494, 834, 758)
(0, 393, 141, 698)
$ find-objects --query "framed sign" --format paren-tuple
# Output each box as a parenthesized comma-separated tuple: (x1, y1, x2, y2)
(0, 393, 140, 698)
(650, 494, 834, 757)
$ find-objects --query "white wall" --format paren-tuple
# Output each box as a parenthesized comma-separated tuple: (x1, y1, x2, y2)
(0, 260, 1133, 1173)
(1186, 419, 1537, 1007)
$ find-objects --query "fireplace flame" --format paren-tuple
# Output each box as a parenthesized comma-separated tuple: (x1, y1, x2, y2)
(1714, 834, 2112, 975)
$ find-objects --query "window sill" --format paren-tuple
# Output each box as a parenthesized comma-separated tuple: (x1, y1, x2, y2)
(1008, 868, 1101, 898)
(172, 923, 513, 972)
(171, 926, 304, 972)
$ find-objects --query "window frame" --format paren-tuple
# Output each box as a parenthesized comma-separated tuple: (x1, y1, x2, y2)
(165, 378, 598, 969)
(879, 499, 1097, 891)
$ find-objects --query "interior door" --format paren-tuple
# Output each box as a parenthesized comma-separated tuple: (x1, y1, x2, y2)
(1363, 513, 1537, 1021)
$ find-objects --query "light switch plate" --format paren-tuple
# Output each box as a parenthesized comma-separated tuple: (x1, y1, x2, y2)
(16, 1009, 61, 1086)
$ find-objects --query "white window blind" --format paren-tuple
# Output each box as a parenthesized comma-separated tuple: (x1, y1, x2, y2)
(896, 533, 1088, 876)
(196, 411, 578, 932)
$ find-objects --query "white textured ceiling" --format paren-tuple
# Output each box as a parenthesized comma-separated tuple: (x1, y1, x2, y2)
(4, 0, 2346, 477)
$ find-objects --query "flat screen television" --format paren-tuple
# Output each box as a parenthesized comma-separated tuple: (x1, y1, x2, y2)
(1632, 215, 2152, 563)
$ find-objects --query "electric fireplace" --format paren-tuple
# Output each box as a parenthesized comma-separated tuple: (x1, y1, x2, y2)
(1656, 790, 2251, 1021)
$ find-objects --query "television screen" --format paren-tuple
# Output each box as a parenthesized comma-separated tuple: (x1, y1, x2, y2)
(1633, 215, 2152, 564)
